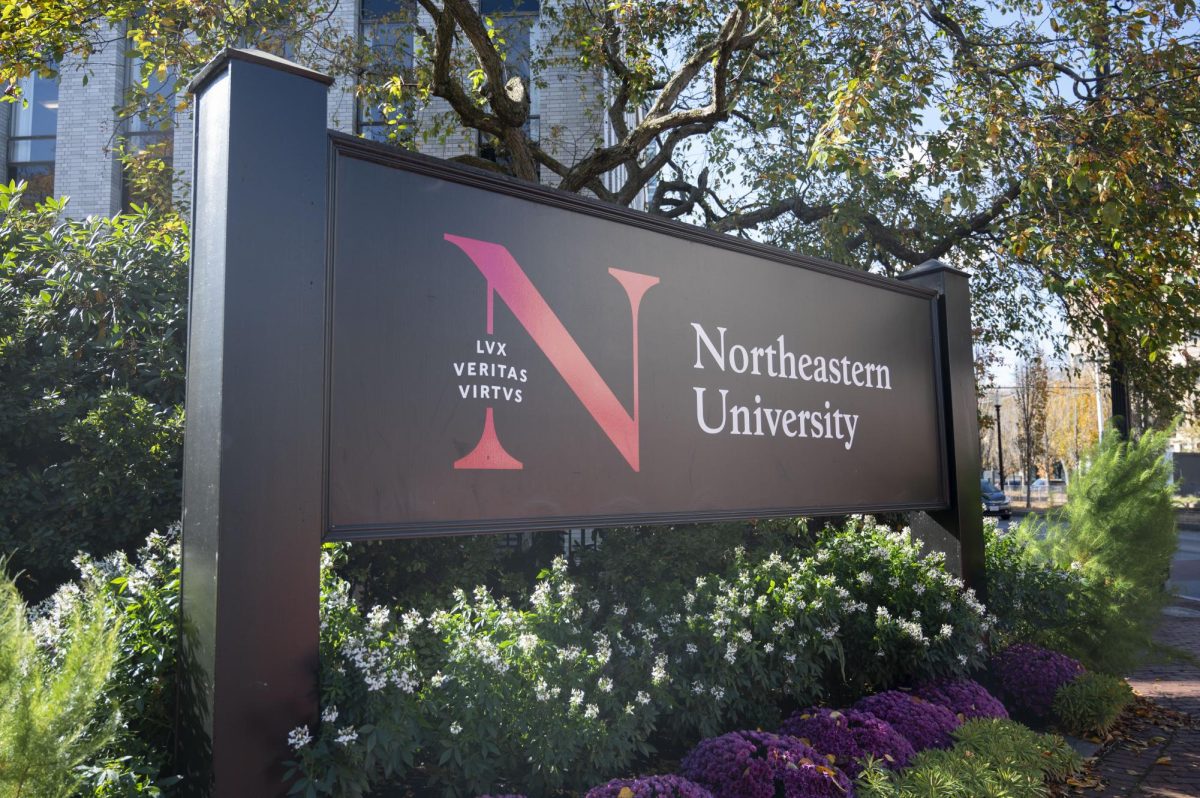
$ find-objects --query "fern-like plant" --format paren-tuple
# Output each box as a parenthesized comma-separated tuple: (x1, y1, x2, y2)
(1015, 425, 1178, 673)
(0, 567, 120, 798)
(1052, 673, 1134, 737)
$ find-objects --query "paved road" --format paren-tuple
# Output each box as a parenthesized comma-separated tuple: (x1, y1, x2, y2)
(1172, 528, 1200, 602)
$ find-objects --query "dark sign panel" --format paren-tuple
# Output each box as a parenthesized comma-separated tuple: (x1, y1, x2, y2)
(326, 136, 947, 537)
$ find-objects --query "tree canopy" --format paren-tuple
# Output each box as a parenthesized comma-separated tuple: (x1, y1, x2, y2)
(4, 0, 1199, 418)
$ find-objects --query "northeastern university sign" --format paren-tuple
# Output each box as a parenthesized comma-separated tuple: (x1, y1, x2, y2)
(327, 144, 947, 536)
(179, 50, 982, 797)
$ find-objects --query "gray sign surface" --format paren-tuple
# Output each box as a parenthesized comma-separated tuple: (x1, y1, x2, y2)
(326, 137, 948, 537)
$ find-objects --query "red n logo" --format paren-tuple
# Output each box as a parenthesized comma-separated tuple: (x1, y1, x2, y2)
(446, 234, 659, 472)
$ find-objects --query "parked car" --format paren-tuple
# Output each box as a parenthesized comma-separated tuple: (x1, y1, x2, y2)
(980, 478, 1012, 519)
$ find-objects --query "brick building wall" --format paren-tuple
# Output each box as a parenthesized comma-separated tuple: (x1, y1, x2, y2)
(52, 30, 126, 218)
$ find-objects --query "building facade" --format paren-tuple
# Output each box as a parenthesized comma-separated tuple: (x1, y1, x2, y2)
(3, 0, 619, 218)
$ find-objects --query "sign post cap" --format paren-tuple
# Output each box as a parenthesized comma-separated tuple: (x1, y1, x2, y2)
(900, 259, 969, 280)
(187, 47, 334, 95)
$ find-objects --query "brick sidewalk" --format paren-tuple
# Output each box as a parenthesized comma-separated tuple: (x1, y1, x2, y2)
(1089, 603, 1200, 797)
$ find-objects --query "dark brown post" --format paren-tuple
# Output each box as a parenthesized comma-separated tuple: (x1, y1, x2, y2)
(180, 49, 332, 796)
(900, 260, 986, 599)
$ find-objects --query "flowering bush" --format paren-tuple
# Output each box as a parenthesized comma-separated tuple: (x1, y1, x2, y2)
(807, 519, 992, 698)
(777, 707, 914, 777)
(914, 679, 1008, 721)
(284, 545, 426, 797)
(586, 775, 714, 798)
(680, 730, 852, 798)
(991, 643, 1084, 718)
(419, 561, 662, 795)
(854, 691, 961, 751)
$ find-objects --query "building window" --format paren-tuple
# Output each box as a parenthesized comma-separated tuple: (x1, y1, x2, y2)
(357, 0, 417, 143)
(122, 56, 175, 209)
(477, 0, 540, 172)
(7, 73, 58, 205)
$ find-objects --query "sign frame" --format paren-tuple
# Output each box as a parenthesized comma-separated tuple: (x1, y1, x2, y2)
(323, 133, 954, 541)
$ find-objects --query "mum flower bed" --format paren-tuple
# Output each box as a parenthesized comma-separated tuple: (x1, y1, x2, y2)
(777, 707, 914, 777)
(991, 643, 1085, 718)
(679, 730, 853, 798)
(914, 678, 1009, 721)
(854, 691, 961, 751)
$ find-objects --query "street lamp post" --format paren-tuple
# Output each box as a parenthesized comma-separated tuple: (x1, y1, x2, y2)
(994, 393, 1006, 495)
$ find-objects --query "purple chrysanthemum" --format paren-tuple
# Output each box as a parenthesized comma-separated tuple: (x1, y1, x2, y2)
(585, 774, 714, 798)
(778, 706, 915, 777)
(991, 643, 1085, 717)
(854, 691, 961, 751)
(680, 730, 853, 798)
(914, 679, 1009, 721)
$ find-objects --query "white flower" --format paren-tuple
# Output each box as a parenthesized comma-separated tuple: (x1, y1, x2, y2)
(784, 653, 797, 664)
(913, 582, 925, 595)
(957, 654, 968, 667)
(858, 571, 874, 585)
(570, 689, 585, 708)
(692, 680, 706, 695)
(636, 691, 651, 705)
(710, 685, 725, 700)
(287, 725, 312, 750)
(737, 629, 752, 644)
(763, 642, 775, 653)
(367, 605, 389, 629)
(614, 604, 628, 617)
(686, 643, 698, 655)
(876, 606, 892, 621)
(725, 643, 738, 663)
(888, 576, 900, 588)
(321, 705, 339, 724)
(598, 677, 613, 693)
(584, 704, 599, 719)
(335, 726, 359, 745)
(517, 633, 539, 653)
(588, 599, 601, 612)
(449, 721, 463, 736)
(651, 654, 669, 684)
(821, 625, 839, 640)
(431, 671, 447, 688)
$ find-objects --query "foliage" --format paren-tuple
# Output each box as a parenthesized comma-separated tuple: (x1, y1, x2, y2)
(585, 775, 714, 798)
(574, 519, 813, 610)
(53, 531, 183, 797)
(8, 2, 1199, 418)
(856, 718, 1081, 798)
(853, 691, 961, 752)
(679, 730, 852, 798)
(806, 520, 992, 698)
(913, 679, 1008, 721)
(991, 644, 1084, 719)
(0, 562, 119, 798)
(777, 707, 914, 778)
(0, 185, 187, 600)
(292, 517, 990, 796)
(1014, 425, 1179, 673)
(1051, 673, 1134, 738)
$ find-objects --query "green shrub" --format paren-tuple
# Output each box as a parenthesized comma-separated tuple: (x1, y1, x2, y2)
(999, 425, 1179, 673)
(30, 531, 183, 797)
(856, 718, 1080, 798)
(1052, 672, 1134, 737)
(0, 185, 188, 600)
(984, 524, 1113, 665)
(0, 562, 120, 798)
